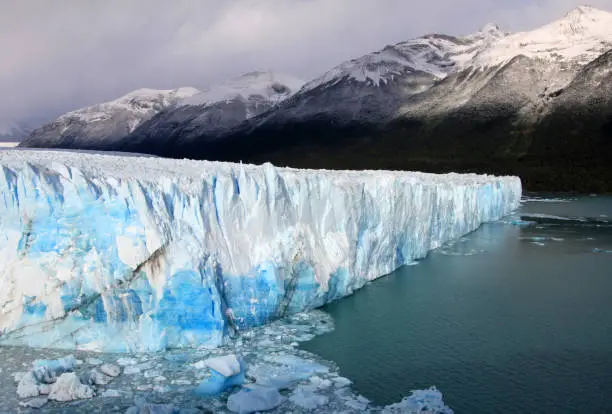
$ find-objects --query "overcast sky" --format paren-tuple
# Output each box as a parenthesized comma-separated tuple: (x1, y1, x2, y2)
(1, 0, 611, 125)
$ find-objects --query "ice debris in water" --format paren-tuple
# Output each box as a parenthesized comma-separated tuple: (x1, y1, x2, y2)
(249, 354, 329, 390)
(510, 219, 536, 226)
(100, 389, 122, 398)
(117, 357, 139, 366)
(193, 355, 246, 396)
(80, 368, 112, 386)
(126, 400, 177, 414)
(290, 385, 330, 409)
(4, 310, 454, 413)
(19, 397, 48, 409)
(100, 363, 121, 377)
(227, 386, 284, 413)
(48, 372, 94, 402)
(86, 358, 103, 366)
(382, 386, 454, 413)
(17, 354, 79, 399)
(13, 371, 26, 383)
(593, 248, 612, 253)
(201, 354, 242, 377)
(17, 372, 43, 399)
(33, 355, 76, 379)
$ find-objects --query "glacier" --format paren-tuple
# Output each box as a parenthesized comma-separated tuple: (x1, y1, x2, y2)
(0, 150, 521, 352)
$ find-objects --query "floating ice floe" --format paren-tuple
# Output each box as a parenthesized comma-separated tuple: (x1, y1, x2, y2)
(227, 386, 284, 413)
(99, 363, 121, 377)
(100, 389, 122, 398)
(194, 355, 246, 396)
(382, 386, 454, 413)
(19, 397, 48, 409)
(592, 248, 612, 254)
(48, 373, 95, 402)
(80, 368, 112, 386)
(290, 384, 330, 409)
(5, 310, 454, 413)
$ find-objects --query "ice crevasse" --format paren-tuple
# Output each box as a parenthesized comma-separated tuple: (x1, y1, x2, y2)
(0, 150, 521, 352)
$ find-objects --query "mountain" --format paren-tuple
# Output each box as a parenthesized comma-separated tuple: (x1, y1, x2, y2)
(19, 87, 200, 148)
(19, 6, 612, 191)
(116, 71, 304, 154)
(160, 6, 612, 192)
(20, 71, 303, 152)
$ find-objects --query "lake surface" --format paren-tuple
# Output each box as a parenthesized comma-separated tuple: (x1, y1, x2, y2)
(302, 195, 612, 413)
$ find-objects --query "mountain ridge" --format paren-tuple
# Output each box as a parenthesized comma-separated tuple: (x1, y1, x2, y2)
(19, 6, 612, 191)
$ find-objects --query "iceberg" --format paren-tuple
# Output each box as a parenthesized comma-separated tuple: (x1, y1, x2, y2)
(193, 355, 247, 396)
(0, 150, 521, 351)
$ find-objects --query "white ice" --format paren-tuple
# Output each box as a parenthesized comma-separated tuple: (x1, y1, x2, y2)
(0, 150, 521, 352)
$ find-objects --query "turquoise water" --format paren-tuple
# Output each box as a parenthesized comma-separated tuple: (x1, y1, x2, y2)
(302, 195, 612, 413)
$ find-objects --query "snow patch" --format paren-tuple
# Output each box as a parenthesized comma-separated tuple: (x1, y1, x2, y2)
(180, 70, 304, 108)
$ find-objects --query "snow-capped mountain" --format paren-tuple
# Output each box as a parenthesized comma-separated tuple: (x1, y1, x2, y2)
(18, 6, 612, 190)
(20, 87, 199, 148)
(173, 5, 610, 191)
(21, 71, 302, 151)
(249, 6, 612, 129)
(472, 6, 612, 67)
(182, 70, 304, 109)
(300, 23, 506, 93)
(117, 71, 304, 152)
(236, 23, 507, 128)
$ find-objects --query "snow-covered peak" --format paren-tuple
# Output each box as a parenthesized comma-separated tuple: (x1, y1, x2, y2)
(565, 5, 604, 18)
(57, 87, 201, 125)
(469, 23, 507, 41)
(122, 87, 199, 101)
(298, 6, 612, 94)
(180, 71, 304, 107)
(300, 26, 508, 93)
(472, 6, 612, 67)
(556, 5, 612, 37)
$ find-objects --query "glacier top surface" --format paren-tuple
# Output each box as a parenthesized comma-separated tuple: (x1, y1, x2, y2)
(0, 149, 516, 186)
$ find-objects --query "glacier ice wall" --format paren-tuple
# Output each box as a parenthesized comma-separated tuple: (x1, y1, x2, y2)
(0, 150, 521, 352)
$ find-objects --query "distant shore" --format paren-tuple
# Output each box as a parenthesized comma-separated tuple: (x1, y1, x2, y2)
(0, 142, 19, 148)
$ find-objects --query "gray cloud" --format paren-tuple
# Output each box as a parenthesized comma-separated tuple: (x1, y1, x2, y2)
(1, 0, 611, 124)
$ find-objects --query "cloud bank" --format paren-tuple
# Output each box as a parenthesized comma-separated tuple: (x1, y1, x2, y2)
(1, 0, 610, 124)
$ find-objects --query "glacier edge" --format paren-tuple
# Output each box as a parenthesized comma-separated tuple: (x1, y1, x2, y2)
(0, 150, 521, 352)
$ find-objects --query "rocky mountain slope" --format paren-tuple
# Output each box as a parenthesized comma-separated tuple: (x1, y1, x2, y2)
(165, 6, 612, 192)
(119, 71, 304, 153)
(20, 71, 303, 151)
(20, 87, 200, 148)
